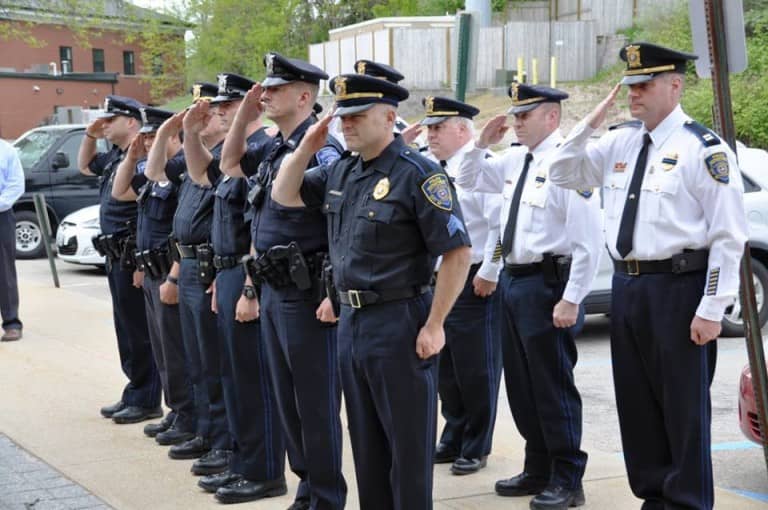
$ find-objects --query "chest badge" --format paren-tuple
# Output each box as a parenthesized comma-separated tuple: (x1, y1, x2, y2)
(661, 153, 678, 171)
(373, 177, 390, 200)
(614, 162, 627, 173)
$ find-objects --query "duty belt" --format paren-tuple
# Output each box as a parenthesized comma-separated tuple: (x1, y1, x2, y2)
(338, 285, 431, 309)
(176, 242, 210, 259)
(504, 262, 544, 277)
(134, 248, 171, 280)
(214, 254, 247, 270)
(503, 253, 572, 284)
(612, 249, 709, 276)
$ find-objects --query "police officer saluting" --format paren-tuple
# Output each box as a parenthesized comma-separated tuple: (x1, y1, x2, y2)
(183, 72, 287, 504)
(418, 96, 503, 475)
(111, 106, 196, 442)
(78, 95, 162, 424)
(458, 84, 601, 509)
(549, 43, 748, 510)
(272, 73, 472, 510)
(220, 53, 345, 510)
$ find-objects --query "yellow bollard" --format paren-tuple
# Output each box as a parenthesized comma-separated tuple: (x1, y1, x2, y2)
(550, 56, 557, 88)
(532, 58, 538, 85)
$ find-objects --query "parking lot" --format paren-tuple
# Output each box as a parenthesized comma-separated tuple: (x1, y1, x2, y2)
(0, 257, 766, 509)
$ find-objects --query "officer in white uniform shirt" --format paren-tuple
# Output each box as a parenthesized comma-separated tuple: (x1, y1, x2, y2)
(548, 42, 748, 510)
(457, 83, 601, 510)
(419, 96, 503, 476)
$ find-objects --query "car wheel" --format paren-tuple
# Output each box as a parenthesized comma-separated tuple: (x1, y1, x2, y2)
(15, 210, 46, 259)
(721, 258, 768, 337)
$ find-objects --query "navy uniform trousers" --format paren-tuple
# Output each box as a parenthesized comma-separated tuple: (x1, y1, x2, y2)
(178, 258, 230, 449)
(439, 263, 502, 459)
(339, 292, 438, 510)
(611, 270, 715, 510)
(260, 282, 346, 510)
(0, 210, 21, 331)
(106, 260, 161, 407)
(215, 265, 285, 482)
(142, 275, 196, 432)
(500, 271, 587, 490)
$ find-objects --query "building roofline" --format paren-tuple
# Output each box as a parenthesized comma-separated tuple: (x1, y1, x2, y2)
(0, 71, 119, 83)
(328, 15, 455, 35)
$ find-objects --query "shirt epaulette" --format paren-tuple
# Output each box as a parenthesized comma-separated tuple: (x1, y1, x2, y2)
(510, 142, 522, 146)
(400, 148, 434, 177)
(683, 120, 721, 147)
(608, 120, 643, 131)
(418, 145, 429, 153)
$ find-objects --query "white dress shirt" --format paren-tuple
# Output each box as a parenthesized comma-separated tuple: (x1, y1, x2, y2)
(548, 105, 749, 321)
(0, 140, 24, 213)
(428, 140, 502, 282)
(457, 130, 602, 304)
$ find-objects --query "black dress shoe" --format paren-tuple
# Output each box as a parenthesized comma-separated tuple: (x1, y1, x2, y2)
(286, 500, 311, 510)
(168, 436, 210, 460)
(112, 406, 163, 424)
(100, 400, 125, 418)
(450, 456, 488, 475)
(215, 476, 288, 504)
(434, 442, 459, 464)
(495, 472, 549, 497)
(155, 427, 196, 446)
(191, 448, 231, 475)
(198, 471, 242, 493)
(530, 486, 585, 509)
(144, 413, 175, 437)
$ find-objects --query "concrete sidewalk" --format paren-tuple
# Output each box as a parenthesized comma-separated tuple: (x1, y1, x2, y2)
(0, 273, 765, 509)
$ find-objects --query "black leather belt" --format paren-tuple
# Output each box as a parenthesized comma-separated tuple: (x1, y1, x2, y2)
(176, 243, 208, 259)
(613, 249, 709, 276)
(504, 262, 543, 277)
(214, 254, 246, 270)
(338, 285, 430, 309)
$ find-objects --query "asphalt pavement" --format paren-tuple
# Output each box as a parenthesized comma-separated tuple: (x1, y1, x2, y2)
(0, 258, 765, 509)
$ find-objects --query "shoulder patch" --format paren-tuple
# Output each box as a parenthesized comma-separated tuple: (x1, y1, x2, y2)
(576, 188, 594, 199)
(421, 173, 453, 211)
(683, 121, 721, 147)
(315, 146, 340, 167)
(608, 120, 643, 131)
(705, 151, 729, 184)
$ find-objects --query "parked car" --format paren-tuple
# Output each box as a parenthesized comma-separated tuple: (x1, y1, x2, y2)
(738, 362, 763, 444)
(55, 205, 105, 267)
(583, 142, 768, 337)
(12, 124, 108, 258)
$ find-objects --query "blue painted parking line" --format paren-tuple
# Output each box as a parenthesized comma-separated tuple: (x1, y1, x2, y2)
(711, 440, 760, 451)
(724, 488, 768, 503)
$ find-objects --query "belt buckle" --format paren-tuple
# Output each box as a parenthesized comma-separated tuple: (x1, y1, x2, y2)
(347, 290, 362, 309)
(626, 259, 640, 276)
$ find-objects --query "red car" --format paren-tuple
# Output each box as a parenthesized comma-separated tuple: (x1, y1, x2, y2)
(739, 363, 763, 444)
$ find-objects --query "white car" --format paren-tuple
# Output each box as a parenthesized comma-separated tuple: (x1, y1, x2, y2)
(583, 142, 768, 337)
(55, 205, 105, 266)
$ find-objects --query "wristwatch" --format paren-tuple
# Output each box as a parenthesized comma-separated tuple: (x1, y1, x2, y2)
(242, 285, 257, 300)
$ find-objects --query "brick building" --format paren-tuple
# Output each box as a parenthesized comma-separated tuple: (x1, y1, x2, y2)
(0, 1, 187, 139)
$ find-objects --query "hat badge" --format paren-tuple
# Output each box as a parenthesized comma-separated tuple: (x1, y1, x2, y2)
(265, 53, 275, 75)
(510, 83, 519, 102)
(192, 84, 202, 102)
(334, 76, 347, 98)
(356, 61, 366, 75)
(140, 108, 148, 124)
(626, 45, 642, 69)
(424, 96, 435, 115)
(217, 74, 228, 93)
(103, 97, 111, 110)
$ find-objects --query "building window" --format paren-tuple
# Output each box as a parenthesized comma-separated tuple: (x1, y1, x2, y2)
(60, 46, 72, 73)
(151, 56, 163, 76)
(92, 49, 105, 73)
(123, 51, 135, 75)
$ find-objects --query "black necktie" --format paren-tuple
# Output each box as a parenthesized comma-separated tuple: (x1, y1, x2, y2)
(616, 133, 652, 258)
(501, 152, 533, 259)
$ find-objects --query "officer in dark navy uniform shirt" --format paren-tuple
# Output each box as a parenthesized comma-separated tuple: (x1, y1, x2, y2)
(111, 106, 197, 444)
(78, 95, 162, 425)
(220, 53, 346, 510)
(183, 72, 288, 504)
(272, 73, 472, 510)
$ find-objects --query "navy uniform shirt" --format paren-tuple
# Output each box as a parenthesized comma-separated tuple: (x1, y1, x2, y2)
(240, 116, 341, 254)
(170, 144, 220, 245)
(133, 154, 181, 251)
(300, 136, 471, 291)
(89, 145, 137, 235)
(210, 128, 271, 256)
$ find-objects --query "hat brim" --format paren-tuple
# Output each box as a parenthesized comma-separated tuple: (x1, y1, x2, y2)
(507, 102, 542, 115)
(420, 116, 450, 126)
(139, 126, 160, 134)
(97, 111, 117, 119)
(333, 103, 377, 117)
(261, 76, 295, 88)
(621, 73, 654, 85)
(209, 95, 241, 105)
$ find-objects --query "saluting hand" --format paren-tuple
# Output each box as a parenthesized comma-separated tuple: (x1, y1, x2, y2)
(400, 123, 423, 146)
(158, 111, 186, 137)
(477, 114, 509, 149)
(587, 83, 621, 129)
(690, 315, 721, 345)
(126, 133, 146, 161)
(184, 101, 212, 135)
(86, 118, 107, 139)
(240, 84, 265, 122)
(298, 110, 335, 157)
(416, 322, 445, 359)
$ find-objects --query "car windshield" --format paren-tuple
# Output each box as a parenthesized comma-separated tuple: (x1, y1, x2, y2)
(13, 129, 68, 170)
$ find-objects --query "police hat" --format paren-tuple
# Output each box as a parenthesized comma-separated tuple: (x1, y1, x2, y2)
(139, 107, 174, 134)
(330, 74, 409, 117)
(507, 83, 568, 114)
(211, 73, 255, 104)
(619, 42, 698, 85)
(261, 52, 328, 88)
(354, 60, 405, 83)
(101, 95, 144, 121)
(419, 96, 479, 126)
(191, 82, 218, 103)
